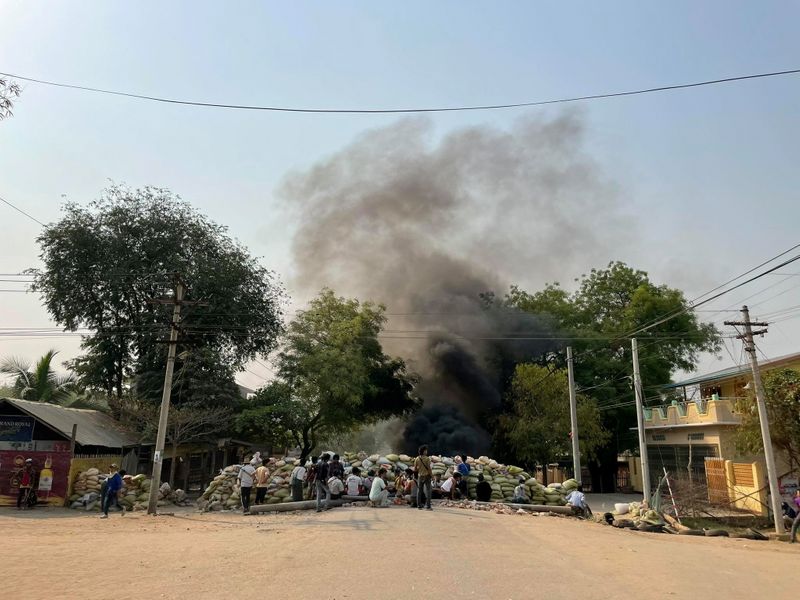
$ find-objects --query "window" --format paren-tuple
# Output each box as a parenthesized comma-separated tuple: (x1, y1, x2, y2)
(688, 432, 705, 441)
(651, 434, 666, 441)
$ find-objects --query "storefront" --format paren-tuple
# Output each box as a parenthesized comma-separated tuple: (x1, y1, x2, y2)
(0, 397, 138, 507)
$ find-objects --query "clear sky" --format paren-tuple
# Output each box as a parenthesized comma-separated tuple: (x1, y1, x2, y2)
(1, 1, 799, 390)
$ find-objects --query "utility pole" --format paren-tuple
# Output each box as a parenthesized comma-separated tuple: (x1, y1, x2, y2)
(147, 278, 185, 515)
(566, 346, 581, 484)
(725, 306, 785, 534)
(631, 338, 651, 503)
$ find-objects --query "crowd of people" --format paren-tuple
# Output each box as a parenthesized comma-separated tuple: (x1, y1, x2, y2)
(237, 445, 595, 519)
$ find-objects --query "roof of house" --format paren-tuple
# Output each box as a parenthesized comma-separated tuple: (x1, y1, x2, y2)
(0, 397, 140, 448)
(664, 350, 800, 389)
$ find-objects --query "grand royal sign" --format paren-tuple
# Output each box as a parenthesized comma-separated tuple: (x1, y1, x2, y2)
(0, 415, 35, 442)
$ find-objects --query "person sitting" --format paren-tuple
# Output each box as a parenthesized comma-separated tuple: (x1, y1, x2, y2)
(441, 472, 463, 500)
(475, 474, 492, 502)
(403, 468, 418, 507)
(346, 467, 363, 496)
(362, 470, 374, 494)
(393, 469, 406, 498)
(511, 478, 529, 504)
(369, 468, 390, 507)
(431, 474, 444, 499)
(328, 475, 345, 500)
(564, 484, 592, 518)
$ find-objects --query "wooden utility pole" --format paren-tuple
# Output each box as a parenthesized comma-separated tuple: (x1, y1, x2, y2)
(725, 305, 785, 534)
(631, 338, 651, 503)
(147, 279, 185, 515)
(566, 346, 581, 484)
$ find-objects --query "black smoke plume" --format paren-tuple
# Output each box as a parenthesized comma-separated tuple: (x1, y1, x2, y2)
(281, 113, 624, 455)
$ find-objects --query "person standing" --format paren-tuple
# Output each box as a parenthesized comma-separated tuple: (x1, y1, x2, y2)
(456, 455, 470, 498)
(305, 456, 319, 500)
(101, 468, 126, 518)
(16, 459, 36, 510)
(254, 461, 271, 505)
(329, 454, 345, 480)
(414, 445, 433, 511)
(290, 461, 307, 502)
(369, 468, 390, 507)
(315, 453, 332, 512)
(238, 460, 257, 515)
(790, 489, 800, 543)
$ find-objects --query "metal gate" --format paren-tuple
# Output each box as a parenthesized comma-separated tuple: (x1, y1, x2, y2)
(704, 457, 728, 504)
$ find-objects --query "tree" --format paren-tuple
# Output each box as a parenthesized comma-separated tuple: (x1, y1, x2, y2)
(499, 363, 610, 483)
(30, 185, 285, 400)
(0, 77, 21, 121)
(736, 368, 800, 469)
(0, 350, 77, 403)
(505, 262, 719, 490)
(245, 289, 421, 462)
(120, 396, 231, 486)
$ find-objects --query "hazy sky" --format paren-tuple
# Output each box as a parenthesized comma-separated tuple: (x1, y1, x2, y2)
(1, 2, 799, 390)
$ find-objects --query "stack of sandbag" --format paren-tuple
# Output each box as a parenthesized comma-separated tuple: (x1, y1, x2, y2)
(71, 467, 103, 498)
(196, 451, 571, 510)
(68, 468, 189, 511)
(196, 465, 241, 512)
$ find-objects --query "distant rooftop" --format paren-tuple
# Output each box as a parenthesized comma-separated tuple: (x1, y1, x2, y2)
(664, 350, 800, 389)
(0, 397, 139, 448)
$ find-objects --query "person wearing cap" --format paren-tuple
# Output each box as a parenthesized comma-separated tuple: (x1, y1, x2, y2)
(17, 459, 36, 510)
(101, 466, 126, 518)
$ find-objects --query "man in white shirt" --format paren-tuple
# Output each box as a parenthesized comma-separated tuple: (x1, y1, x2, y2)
(440, 472, 462, 500)
(290, 463, 307, 502)
(369, 468, 390, 507)
(346, 467, 363, 496)
(564, 485, 591, 518)
(237, 461, 257, 514)
(328, 475, 345, 499)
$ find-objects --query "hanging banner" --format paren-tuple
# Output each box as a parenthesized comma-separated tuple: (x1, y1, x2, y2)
(0, 415, 34, 442)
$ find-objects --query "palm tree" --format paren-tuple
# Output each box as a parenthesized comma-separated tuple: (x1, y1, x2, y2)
(0, 350, 77, 403)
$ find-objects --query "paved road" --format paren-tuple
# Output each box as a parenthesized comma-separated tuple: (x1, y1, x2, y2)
(3, 504, 798, 599)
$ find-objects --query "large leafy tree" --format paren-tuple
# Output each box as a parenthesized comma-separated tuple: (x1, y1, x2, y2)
(240, 289, 421, 462)
(0, 350, 77, 403)
(736, 369, 800, 469)
(499, 363, 610, 483)
(505, 262, 719, 490)
(31, 185, 285, 402)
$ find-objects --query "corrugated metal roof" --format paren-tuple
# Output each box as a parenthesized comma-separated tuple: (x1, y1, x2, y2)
(0, 397, 140, 448)
(663, 351, 800, 389)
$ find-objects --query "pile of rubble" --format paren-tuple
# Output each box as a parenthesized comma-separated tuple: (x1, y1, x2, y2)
(68, 468, 190, 512)
(196, 451, 573, 512)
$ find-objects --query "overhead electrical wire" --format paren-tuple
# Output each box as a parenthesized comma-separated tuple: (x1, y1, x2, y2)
(2, 67, 800, 114)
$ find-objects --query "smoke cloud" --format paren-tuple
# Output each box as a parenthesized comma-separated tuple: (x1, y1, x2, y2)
(281, 112, 626, 456)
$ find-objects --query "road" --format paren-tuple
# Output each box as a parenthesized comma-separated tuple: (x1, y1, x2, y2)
(3, 504, 797, 599)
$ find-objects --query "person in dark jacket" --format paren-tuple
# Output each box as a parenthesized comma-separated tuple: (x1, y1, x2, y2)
(17, 459, 36, 510)
(101, 468, 126, 518)
(315, 454, 331, 513)
(329, 454, 345, 480)
(475, 473, 492, 502)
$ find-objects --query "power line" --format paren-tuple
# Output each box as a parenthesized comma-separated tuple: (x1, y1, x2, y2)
(0, 194, 45, 226)
(3, 67, 800, 115)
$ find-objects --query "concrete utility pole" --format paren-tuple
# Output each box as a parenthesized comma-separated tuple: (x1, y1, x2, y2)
(566, 346, 581, 484)
(631, 338, 651, 503)
(147, 279, 185, 515)
(725, 306, 785, 534)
